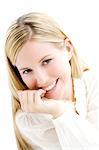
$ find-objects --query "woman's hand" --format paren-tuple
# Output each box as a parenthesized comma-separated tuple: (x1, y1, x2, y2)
(18, 89, 74, 118)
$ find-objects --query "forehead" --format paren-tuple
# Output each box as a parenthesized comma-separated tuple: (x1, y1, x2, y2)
(15, 40, 61, 67)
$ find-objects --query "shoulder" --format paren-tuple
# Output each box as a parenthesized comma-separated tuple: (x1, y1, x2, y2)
(73, 70, 98, 94)
(81, 70, 99, 103)
(81, 70, 99, 88)
(73, 70, 99, 104)
(82, 70, 97, 80)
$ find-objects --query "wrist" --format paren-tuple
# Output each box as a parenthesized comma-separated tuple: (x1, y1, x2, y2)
(52, 101, 75, 119)
(51, 101, 66, 118)
(52, 110, 65, 119)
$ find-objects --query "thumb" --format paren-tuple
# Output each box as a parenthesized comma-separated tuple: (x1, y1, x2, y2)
(35, 89, 46, 102)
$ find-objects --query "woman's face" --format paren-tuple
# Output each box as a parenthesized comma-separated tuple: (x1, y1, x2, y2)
(15, 40, 73, 100)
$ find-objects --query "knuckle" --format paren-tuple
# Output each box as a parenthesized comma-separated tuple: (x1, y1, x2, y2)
(21, 106, 25, 112)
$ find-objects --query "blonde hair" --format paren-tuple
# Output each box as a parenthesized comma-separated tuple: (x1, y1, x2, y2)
(5, 12, 89, 150)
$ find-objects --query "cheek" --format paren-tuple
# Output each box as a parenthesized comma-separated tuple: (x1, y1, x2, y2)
(50, 59, 71, 77)
(22, 76, 35, 89)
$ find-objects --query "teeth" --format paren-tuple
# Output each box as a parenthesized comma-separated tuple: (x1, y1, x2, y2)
(43, 81, 56, 91)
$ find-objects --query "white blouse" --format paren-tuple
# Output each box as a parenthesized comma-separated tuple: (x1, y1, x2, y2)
(15, 71, 99, 150)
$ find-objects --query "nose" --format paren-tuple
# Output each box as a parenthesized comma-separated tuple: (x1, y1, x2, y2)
(34, 68, 49, 88)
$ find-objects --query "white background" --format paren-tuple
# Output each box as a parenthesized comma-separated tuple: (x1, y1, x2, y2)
(0, 0, 99, 149)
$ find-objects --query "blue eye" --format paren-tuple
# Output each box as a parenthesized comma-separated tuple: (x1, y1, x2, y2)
(42, 59, 53, 65)
(23, 69, 32, 74)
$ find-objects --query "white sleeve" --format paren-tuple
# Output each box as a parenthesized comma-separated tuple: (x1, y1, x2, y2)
(52, 72, 99, 150)
(52, 107, 99, 150)
(15, 111, 61, 149)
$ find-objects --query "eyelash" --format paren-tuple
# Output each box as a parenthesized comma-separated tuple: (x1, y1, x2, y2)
(22, 58, 53, 75)
(22, 69, 32, 75)
(42, 58, 53, 65)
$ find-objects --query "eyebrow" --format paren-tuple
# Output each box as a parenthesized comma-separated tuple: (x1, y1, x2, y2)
(39, 54, 51, 63)
(19, 54, 51, 71)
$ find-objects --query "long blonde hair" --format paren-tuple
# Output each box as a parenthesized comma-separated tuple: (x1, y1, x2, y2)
(5, 12, 89, 150)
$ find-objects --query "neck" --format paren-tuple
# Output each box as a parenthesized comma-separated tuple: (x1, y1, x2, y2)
(63, 78, 74, 102)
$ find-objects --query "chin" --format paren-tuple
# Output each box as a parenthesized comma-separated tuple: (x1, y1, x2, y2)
(45, 92, 64, 100)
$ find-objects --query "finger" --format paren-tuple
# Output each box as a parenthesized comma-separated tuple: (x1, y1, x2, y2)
(42, 97, 49, 101)
(21, 90, 28, 111)
(17, 90, 26, 110)
(17, 90, 22, 102)
(27, 90, 35, 105)
(35, 89, 46, 104)
(18, 91, 24, 110)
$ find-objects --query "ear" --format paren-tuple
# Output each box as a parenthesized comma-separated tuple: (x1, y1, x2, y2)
(64, 37, 74, 60)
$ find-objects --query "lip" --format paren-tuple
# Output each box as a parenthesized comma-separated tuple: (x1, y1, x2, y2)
(42, 80, 57, 91)
(45, 78, 59, 95)
(42, 80, 57, 90)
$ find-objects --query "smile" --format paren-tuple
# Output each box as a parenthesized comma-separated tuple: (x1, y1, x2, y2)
(43, 79, 58, 92)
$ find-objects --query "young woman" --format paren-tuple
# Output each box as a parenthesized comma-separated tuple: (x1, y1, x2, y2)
(5, 12, 99, 150)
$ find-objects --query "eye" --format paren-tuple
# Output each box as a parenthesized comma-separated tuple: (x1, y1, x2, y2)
(22, 69, 32, 75)
(42, 58, 53, 65)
